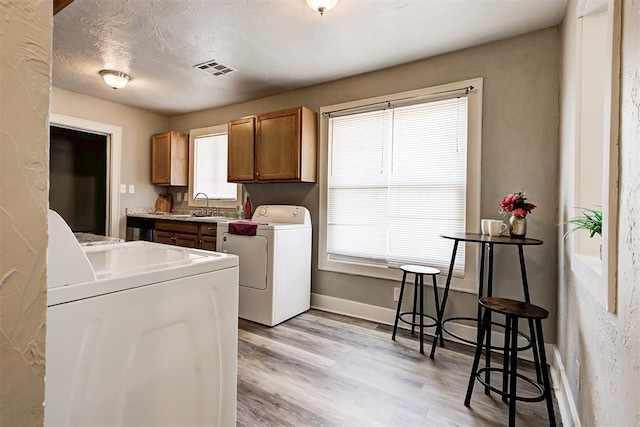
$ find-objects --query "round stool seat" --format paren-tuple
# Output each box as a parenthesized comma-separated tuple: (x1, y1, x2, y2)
(479, 297, 548, 320)
(400, 264, 440, 276)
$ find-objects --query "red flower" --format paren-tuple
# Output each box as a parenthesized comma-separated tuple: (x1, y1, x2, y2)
(499, 192, 536, 218)
(512, 208, 528, 219)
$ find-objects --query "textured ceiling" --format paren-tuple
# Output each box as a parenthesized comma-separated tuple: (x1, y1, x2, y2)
(53, 0, 567, 116)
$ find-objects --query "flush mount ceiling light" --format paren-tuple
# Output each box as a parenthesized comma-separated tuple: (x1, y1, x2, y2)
(305, 0, 339, 16)
(99, 70, 132, 90)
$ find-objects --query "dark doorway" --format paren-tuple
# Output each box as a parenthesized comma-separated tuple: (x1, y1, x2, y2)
(50, 126, 107, 235)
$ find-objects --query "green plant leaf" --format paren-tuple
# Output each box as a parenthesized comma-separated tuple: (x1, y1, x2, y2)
(563, 207, 602, 239)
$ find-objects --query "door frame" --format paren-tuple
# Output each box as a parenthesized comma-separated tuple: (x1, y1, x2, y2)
(49, 113, 122, 237)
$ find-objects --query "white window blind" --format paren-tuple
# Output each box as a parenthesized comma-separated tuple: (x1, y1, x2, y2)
(193, 133, 236, 199)
(327, 97, 468, 275)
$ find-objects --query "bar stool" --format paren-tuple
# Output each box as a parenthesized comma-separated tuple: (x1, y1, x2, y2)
(391, 265, 440, 355)
(464, 297, 556, 427)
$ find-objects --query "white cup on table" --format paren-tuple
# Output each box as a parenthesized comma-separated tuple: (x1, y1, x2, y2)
(481, 219, 492, 235)
(488, 220, 507, 236)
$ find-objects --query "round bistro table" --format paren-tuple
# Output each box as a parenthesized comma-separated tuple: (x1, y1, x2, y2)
(429, 232, 543, 361)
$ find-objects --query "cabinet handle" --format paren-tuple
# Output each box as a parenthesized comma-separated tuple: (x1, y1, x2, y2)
(207, 227, 214, 230)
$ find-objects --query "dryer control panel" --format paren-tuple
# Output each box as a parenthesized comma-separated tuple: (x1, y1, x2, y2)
(252, 205, 310, 225)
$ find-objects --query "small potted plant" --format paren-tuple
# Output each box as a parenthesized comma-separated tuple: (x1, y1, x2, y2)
(563, 207, 602, 239)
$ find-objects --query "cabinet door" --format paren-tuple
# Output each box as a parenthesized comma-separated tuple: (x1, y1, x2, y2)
(175, 233, 198, 248)
(227, 116, 256, 183)
(199, 236, 217, 251)
(151, 132, 188, 186)
(151, 133, 171, 184)
(155, 230, 175, 245)
(256, 108, 301, 181)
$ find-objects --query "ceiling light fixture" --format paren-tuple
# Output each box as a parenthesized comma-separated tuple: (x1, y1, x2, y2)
(305, 0, 339, 16)
(99, 70, 132, 90)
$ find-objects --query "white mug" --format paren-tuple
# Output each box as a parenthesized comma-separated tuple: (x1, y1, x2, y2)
(481, 219, 493, 235)
(488, 220, 507, 236)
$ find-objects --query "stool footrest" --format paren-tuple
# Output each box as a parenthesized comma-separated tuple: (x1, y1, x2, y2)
(442, 317, 534, 351)
(474, 367, 546, 403)
(398, 312, 437, 329)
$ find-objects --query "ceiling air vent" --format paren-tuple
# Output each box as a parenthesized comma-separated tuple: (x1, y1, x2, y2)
(193, 60, 235, 76)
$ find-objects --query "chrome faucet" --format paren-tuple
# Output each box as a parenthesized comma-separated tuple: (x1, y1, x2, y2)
(194, 192, 210, 216)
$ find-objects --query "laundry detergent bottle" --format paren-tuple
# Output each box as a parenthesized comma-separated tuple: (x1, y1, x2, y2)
(244, 193, 252, 219)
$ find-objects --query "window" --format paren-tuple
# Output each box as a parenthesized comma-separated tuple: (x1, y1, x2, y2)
(319, 78, 483, 291)
(193, 133, 236, 199)
(570, 0, 620, 312)
(188, 124, 242, 208)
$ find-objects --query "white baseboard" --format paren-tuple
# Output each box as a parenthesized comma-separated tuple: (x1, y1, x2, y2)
(311, 293, 552, 360)
(550, 347, 582, 427)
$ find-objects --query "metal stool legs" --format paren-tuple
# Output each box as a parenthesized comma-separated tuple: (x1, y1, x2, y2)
(391, 265, 440, 355)
(464, 297, 556, 427)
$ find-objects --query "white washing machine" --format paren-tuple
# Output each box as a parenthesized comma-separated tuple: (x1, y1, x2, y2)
(217, 205, 311, 326)
(45, 210, 239, 426)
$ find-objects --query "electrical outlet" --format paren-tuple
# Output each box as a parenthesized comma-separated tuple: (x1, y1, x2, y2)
(176, 192, 182, 202)
(576, 359, 581, 390)
(393, 287, 401, 302)
(120, 184, 127, 194)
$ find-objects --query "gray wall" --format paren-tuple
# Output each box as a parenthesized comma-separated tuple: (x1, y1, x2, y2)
(170, 28, 561, 341)
(51, 87, 169, 237)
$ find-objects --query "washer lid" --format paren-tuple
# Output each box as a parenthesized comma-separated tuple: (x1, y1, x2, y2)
(48, 241, 239, 306)
(251, 205, 310, 226)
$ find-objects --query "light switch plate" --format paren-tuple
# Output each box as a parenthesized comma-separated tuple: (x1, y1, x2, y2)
(176, 192, 182, 202)
(128, 185, 135, 194)
(120, 184, 127, 194)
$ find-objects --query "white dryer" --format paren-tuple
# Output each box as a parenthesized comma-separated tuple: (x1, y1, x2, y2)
(217, 205, 311, 326)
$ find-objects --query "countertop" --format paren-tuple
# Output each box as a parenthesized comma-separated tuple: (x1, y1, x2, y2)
(126, 212, 232, 224)
(74, 232, 124, 246)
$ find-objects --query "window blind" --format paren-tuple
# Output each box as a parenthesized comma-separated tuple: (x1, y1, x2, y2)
(193, 133, 237, 199)
(327, 96, 468, 275)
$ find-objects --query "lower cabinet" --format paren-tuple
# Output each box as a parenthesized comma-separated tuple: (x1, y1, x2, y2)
(155, 220, 217, 250)
(198, 223, 217, 250)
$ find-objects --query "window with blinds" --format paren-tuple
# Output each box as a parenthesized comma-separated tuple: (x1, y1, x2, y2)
(327, 96, 468, 275)
(193, 133, 237, 199)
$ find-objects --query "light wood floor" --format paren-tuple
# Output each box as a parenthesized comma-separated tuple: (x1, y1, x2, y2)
(237, 309, 560, 427)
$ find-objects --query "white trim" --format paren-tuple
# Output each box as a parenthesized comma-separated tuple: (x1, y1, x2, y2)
(600, 0, 620, 313)
(551, 347, 582, 427)
(317, 78, 483, 293)
(49, 113, 122, 238)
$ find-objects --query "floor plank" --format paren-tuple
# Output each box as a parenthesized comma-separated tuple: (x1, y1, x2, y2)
(237, 309, 561, 427)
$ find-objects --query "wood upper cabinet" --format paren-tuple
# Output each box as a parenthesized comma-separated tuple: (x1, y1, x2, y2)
(151, 131, 188, 186)
(227, 116, 256, 183)
(227, 106, 317, 183)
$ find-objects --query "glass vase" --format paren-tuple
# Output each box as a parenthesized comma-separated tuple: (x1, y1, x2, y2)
(509, 216, 527, 239)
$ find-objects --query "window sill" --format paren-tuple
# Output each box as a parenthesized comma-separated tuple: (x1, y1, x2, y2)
(570, 252, 604, 304)
(318, 258, 479, 294)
